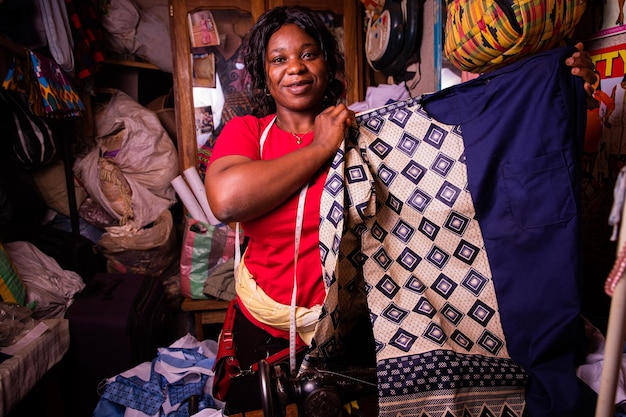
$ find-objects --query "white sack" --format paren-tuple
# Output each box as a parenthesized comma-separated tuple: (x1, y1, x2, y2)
(74, 90, 179, 230)
(101, 0, 172, 72)
(4, 241, 85, 320)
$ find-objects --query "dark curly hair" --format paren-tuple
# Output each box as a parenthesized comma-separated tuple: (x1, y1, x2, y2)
(242, 6, 346, 118)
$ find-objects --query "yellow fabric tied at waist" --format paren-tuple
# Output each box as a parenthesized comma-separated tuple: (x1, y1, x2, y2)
(444, 0, 586, 73)
(235, 257, 322, 346)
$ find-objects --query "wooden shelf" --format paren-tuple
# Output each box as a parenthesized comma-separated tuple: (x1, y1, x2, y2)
(180, 298, 230, 340)
(103, 57, 161, 70)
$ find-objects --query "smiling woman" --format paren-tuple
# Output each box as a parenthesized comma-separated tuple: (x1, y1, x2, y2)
(264, 25, 327, 123)
(204, 6, 361, 414)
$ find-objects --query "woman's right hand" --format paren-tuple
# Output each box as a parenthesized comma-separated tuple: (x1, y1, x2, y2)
(312, 103, 356, 156)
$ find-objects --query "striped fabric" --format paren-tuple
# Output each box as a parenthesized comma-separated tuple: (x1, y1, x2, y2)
(444, 0, 585, 73)
(0, 243, 26, 306)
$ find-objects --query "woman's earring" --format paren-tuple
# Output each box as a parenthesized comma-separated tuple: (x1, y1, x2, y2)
(264, 88, 271, 97)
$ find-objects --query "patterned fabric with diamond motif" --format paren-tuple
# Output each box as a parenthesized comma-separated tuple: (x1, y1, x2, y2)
(317, 97, 527, 416)
(312, 47, 589, 417)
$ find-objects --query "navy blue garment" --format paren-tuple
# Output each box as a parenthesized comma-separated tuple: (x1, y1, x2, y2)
(422, 46, 592, 417)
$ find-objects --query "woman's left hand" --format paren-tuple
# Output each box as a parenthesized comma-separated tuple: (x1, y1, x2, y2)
(566, 42, 597, 96)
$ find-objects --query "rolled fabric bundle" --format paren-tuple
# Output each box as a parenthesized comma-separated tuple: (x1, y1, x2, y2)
(171, 175, 208, 223)
(444, 0, 585, 74)
(183, 167, 220, 225)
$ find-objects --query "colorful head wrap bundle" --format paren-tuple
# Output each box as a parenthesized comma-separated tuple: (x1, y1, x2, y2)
(444, 0, 586, 73)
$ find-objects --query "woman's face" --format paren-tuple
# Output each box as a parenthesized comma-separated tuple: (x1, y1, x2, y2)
(264, 23, 329, 115)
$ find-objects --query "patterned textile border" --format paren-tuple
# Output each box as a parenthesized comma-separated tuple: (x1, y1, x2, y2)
(378, 350, 526, 417)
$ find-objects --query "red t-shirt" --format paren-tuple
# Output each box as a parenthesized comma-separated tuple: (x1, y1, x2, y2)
(209, 114, 327, 338)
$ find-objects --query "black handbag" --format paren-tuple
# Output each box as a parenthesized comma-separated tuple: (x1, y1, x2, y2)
(0, 89, 58, 170)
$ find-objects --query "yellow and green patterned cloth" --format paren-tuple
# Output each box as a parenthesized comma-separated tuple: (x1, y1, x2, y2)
(444, 0, 586, 73)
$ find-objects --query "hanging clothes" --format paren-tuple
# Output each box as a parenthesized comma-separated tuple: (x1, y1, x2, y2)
(311, 46, 592, 417)
(63, 0, 106, 80)
(37, 0, 74, 75)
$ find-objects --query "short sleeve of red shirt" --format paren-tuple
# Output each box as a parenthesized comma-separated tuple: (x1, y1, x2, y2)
(209, 115, 273, 163)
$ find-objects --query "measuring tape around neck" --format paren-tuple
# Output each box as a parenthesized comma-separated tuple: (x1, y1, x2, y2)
(234, 115, 309, 375)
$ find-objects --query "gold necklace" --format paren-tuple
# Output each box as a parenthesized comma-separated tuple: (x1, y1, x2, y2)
(276, 118, 314, 144)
